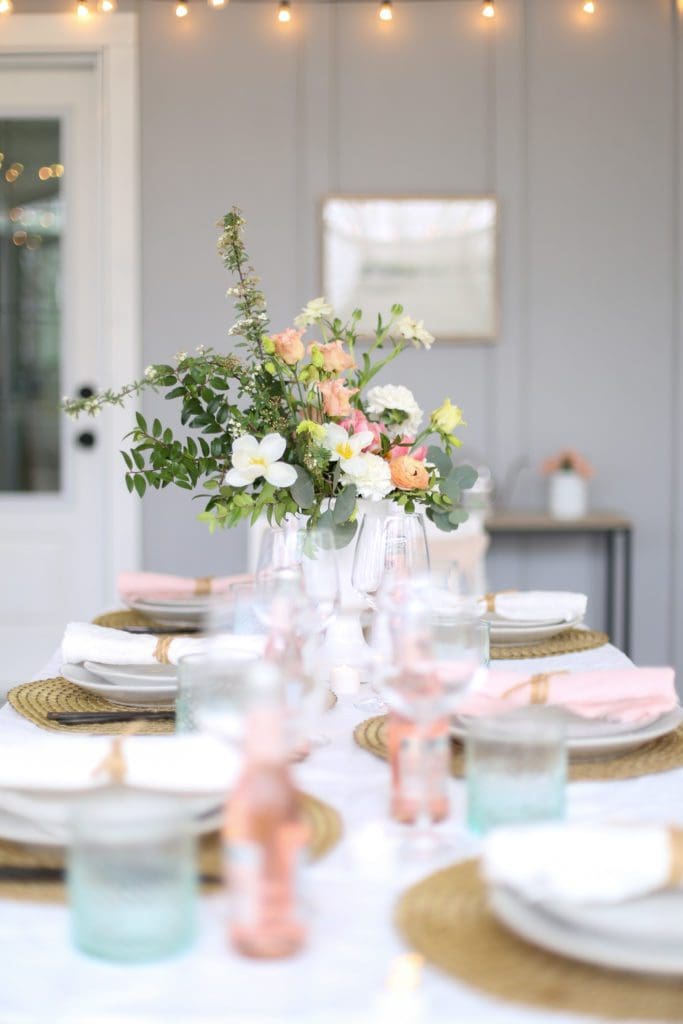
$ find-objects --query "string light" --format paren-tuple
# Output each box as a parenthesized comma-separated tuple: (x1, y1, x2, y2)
(76, 0, 89, 18)
(97, 0, 117, 12)
(582, 1, 596, 12)
(278, 1, 291, 23)
(0, 0, 14, 14)
(175, 0, 189, 16)
(482, 0, 495, 17)
(208, 0, 227, 7)
(378, 0, 393, 21)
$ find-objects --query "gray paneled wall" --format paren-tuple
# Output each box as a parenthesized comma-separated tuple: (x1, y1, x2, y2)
(139, 0, 681, 672)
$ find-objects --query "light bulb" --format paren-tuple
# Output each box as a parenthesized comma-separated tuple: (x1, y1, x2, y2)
(76, 0, 89, 18)
(582, 0, 595, 12)
(97, 0, 117, 11)
(379, 0, 393, 21)
(175, 0, 188, 16)
(482, 0, 495, 17)
(0, 0, 14, 15)
(208, 0, 226, 7)
(278, 1, 291, 23)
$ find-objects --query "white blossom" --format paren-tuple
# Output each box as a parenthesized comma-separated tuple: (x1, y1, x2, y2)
(366, 384, 423, 439)
(294, 297, 334, 330)
(397, 315, 435, 350)
(224, 433, 297, 489)
(341, 452, 392, 501)
(322, 424, 375, 464)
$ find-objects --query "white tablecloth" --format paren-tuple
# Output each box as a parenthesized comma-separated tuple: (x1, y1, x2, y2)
(0, 642, 678, 1024)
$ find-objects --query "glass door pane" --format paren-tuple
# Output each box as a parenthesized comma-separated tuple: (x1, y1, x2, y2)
(0, 118, 62, 492)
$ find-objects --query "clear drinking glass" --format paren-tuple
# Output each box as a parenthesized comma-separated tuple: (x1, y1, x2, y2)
(176, 650, 259, 737)
(352, 506, 430, 607)
(465, 707, 567, 835)
(68, 790, 197, 963)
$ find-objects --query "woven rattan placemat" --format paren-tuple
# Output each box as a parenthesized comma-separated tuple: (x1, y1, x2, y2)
(8, 678, 175, 735)
(92, 609, 156, 629)
(490, 628, 608, 660)
(395, 859, 683, 1021)
(354, 714, 683, 782)
(9, 677, 337, 735)
(0, 790, 341, 904)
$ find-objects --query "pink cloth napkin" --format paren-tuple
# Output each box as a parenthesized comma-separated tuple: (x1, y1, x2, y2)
(119, 571, 252, 603)
(457, 668, 677, 725)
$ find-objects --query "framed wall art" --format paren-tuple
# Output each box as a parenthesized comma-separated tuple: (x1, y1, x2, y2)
(321, 195, 498, 342)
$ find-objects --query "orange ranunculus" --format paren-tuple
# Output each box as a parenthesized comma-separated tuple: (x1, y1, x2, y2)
(309, 340, 356, 373)
(317, 378, 358, 418)
(390, 455, 430, 491)
(272, 328, 305, 365)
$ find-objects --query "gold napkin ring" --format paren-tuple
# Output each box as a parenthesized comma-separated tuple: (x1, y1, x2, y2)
(501, 670, 569, 705)
(669, 829, 683, 885)
(153, 636, 173, 665)
(194, 576, 213, 596)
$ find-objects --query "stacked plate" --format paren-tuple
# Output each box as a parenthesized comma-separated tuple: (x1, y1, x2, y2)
(485, 612, 583, 648)
(128, 594, 210, 629)
(0, 734, 237, 846)
(490, 882, 683, 976)
(61, 662, 177, 709)
(452, 705, 683, 760)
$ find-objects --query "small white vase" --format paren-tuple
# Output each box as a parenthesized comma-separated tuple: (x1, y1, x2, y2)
(548, 471, 588, 520)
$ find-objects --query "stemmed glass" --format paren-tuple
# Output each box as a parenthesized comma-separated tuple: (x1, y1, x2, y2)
(256, 525, 339, 634)
(378, 587, 489, 856)
(351, 509, 430, 712)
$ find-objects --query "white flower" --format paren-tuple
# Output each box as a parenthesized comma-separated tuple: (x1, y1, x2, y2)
(173, 351, 188, 363)
(366, 384, 423, 439)
(144, 365, 157, 380)
(224, 433, 297, 489)
(341, 452, 392, 501)
(294, 297, 334, 329)
(322, 424, 374, 464)
(397, 315, 435, 350)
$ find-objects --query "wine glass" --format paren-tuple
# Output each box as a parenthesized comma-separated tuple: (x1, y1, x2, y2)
(351, 509, 430, 608)
(256, 525, 339, 634)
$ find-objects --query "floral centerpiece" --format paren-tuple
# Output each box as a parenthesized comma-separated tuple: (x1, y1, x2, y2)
(63, 208, 476, 544)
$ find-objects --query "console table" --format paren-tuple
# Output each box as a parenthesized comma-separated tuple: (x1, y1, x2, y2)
(486, 511, 633, 657)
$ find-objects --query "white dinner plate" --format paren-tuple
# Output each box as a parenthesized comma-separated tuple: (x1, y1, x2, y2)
(489, 616, 584, 646)
(485, 613, 567, 629)
(0, 796, 223, 846)
(451, 706, 683, 759)
(84, 661, 178, 686)
(489, 884, 683, 976)
(128, 597, 210, 628)
(61, 663, 176, 708)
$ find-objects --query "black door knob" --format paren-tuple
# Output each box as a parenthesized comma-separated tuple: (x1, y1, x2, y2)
(76, 431, 97, 449)
(78, 384, 96, 399)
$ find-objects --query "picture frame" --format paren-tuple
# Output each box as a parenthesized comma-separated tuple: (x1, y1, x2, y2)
(320, 195, 498, 342)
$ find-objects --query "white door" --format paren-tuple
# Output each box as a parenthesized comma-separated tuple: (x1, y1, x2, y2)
(0, 46, 139, 687)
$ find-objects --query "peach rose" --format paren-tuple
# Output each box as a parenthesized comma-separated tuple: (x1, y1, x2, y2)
(389, 437, 428, 461)
(390, 455, 430, 491)
(308, 340, 356, 374)
(272, 328, 305, 365)
(317, 378, 358, 418)
(340, 409, 383, 452)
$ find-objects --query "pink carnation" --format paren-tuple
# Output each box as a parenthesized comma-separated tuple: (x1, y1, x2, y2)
(388, 436, 427, 462)
(340, 409, 382, 452)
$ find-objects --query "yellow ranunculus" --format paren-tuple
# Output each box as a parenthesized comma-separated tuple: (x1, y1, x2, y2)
(430, 399, 466, 435)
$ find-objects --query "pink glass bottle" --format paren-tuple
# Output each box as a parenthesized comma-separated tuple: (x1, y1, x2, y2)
(224, 665, 309, 958)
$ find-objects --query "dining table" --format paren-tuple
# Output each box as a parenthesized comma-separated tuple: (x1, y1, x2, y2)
(0, 632, 678, 1024)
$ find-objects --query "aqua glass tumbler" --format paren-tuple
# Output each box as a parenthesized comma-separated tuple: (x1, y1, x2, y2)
(465, 708, 567, 835)
(68, 790, 197, 963)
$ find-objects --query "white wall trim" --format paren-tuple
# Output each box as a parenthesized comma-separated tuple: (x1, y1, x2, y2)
(0, 14, 142, 596)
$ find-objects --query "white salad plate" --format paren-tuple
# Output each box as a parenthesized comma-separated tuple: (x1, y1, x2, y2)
(84, 661, 178, 686)
(61, 663, 176, 709)
(489, 616, 583, 646)
(489, 883, 683, 976)
(451, 706, 683, 759)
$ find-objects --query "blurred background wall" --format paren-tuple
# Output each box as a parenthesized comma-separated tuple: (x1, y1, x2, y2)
(136, 0, 681, 669)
